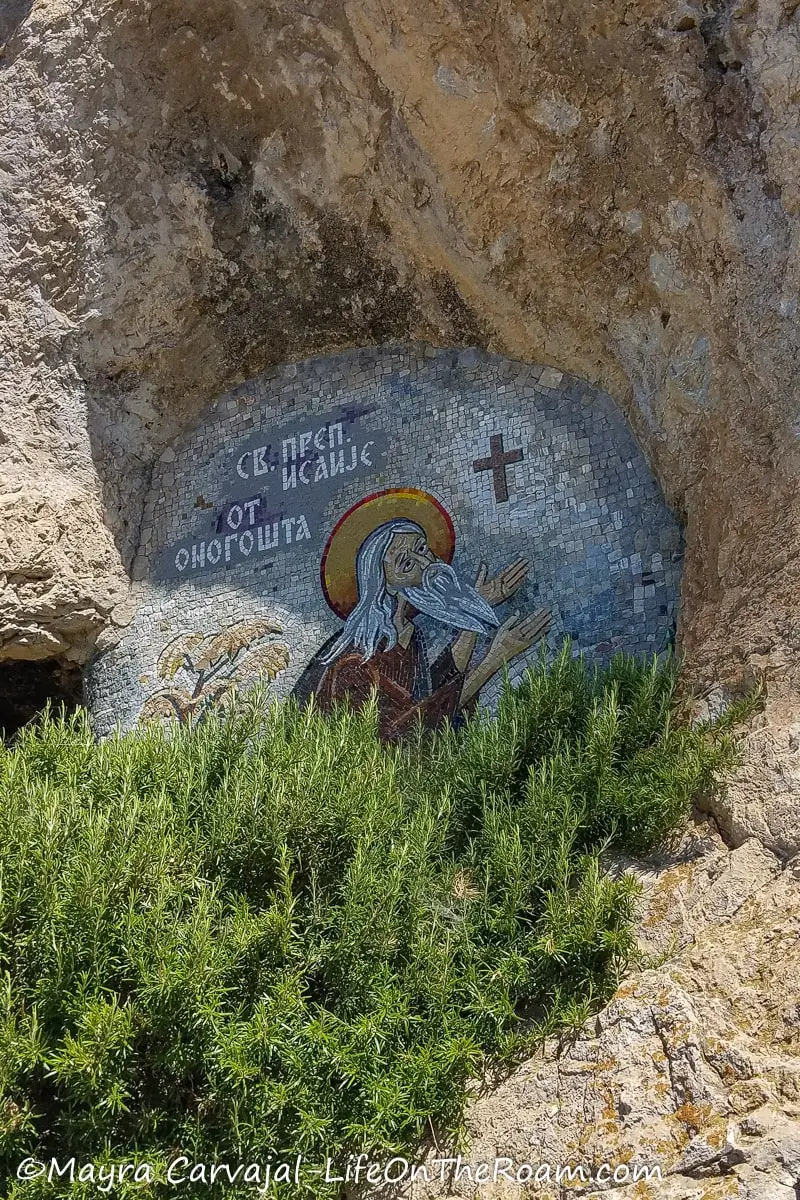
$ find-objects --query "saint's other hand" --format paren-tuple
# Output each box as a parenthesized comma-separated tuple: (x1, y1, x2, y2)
(488, 608, 551, 664)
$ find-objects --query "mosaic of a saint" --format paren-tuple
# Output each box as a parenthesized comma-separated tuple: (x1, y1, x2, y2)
(293, 488, 551, 741)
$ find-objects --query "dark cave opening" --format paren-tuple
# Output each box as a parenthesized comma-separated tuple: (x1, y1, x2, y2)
(0, 659, 84, 740)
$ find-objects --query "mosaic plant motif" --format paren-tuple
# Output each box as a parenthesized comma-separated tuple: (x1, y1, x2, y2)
(139, 620, 290, 725)
(294, 488, 551, 741)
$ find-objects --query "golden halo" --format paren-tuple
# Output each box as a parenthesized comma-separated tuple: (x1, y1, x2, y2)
(320, 488, 456, 618)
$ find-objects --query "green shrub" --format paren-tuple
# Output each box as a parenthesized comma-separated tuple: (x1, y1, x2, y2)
(0, 650, 737, 1196)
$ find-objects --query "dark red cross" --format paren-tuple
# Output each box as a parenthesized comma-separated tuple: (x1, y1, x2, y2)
(472, 434, 524, 503)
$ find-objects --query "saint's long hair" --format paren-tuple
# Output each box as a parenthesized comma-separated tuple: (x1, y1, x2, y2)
(321, 519, 424, 662)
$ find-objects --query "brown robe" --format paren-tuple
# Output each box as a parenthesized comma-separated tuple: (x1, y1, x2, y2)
(313, 631, 465, 742)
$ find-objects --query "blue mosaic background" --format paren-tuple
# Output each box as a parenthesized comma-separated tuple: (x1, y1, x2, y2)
(85, 345, 683, 733)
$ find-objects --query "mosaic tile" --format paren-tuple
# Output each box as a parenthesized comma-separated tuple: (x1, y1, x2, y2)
(85, 345, 683, 738)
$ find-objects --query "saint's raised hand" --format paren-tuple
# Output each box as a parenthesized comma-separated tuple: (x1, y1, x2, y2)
(476, 555, 530, 607)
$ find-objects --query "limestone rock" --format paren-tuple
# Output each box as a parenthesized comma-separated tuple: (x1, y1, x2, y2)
(0, 482, 128, 663)
(358, 825, 800, 1199)
(699, 685, 800, 859)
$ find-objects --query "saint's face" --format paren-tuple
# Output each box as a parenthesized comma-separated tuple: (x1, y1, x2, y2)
(382, 530, 436, 593)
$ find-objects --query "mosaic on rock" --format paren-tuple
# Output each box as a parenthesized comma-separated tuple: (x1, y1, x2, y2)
(85, 346, 683, 739)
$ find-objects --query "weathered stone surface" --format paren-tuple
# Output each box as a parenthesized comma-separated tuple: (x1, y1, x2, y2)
(632, 829, 782, 962)
(359, 825, 799, 1199)
(0, 482, 128, 662)
(699, 684, 800, 860)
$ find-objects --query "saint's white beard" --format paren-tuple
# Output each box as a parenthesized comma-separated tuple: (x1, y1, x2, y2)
(403, 561, 499, 633)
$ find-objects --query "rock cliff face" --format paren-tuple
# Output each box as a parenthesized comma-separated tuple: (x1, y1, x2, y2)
(1, 0, 798, 1191)
(364, 825, 800, 1200)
